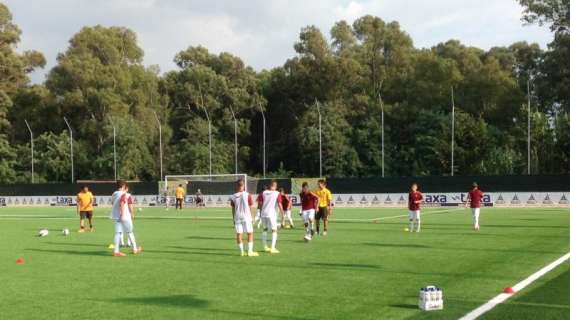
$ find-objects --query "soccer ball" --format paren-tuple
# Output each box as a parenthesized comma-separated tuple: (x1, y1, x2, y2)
(38, 229, 49, 237)
(62, 228, 70, 236)
(137, 208, 143, 212)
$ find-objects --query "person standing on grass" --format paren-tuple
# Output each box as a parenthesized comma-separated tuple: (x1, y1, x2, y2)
(260, 180, 284, 254)
(314, 179, 333, 236)
(300, 182, 319, 241)
(408, 183, 423, 233)
(111, 180, 142, 257)
(465, 182, 484, 231)
(76, 185, 94, 233)
(279, 188, 294, 229)
(175, 184, 185, 210)
(230, 180, 259, 257)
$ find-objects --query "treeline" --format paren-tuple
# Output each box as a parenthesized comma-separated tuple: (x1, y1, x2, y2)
(0, 1, 568, 183)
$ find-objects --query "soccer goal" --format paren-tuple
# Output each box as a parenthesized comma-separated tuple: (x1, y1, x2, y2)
(160, 174, 248, 208)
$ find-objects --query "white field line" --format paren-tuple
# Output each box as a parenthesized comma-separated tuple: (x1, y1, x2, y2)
(459, 252, 570, 320)
(333, 208, 464, 222)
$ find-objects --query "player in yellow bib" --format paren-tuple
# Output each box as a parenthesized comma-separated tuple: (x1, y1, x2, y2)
(76, 185, 94, 232)
(314, 179, 333, 236)
(175, 184, 185, 210)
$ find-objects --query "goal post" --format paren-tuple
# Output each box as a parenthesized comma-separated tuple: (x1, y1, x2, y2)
(160, 174, 248, 208)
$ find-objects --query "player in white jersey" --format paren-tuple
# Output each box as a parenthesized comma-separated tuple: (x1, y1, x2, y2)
(260, 180, 284, 254)
(111, 180, 142, 257)
(230, 180, 259, 257)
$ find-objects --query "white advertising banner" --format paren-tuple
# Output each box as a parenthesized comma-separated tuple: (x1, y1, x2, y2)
(0, 192, 568, 208)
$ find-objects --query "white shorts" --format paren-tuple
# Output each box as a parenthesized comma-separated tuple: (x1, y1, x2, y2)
(409, 210, 420, 220)
(302, 209, 315, 223)
(262, 216, 278, 230)
(115, 219, 133, 233)
(235, 220, 254, 234)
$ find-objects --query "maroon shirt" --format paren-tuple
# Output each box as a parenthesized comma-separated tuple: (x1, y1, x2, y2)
(300, 191, 319, 210)
(281, 194, 292, 210)
(468, 189, 484, 208)
(408, 191, 423, 211)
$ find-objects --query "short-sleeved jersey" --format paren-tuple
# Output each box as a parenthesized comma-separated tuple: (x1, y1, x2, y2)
(300, 191, 319, 210)
(468, 189, 484, 208)
(408, 191, 423, 211)
(261, 190, 282, 217)
(76, 191, 94, 211)
(280, 194, 292, 210)
(175, 187, 185, 199)
(111, 191, 133, 221)
(230, 191, 253, 222)
(314, 188, 332, 208)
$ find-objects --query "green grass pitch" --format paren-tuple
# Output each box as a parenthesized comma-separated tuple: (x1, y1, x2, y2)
(0, 206, 569, 320)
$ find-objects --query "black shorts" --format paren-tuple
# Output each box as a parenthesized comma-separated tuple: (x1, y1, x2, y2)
(80, 211, 93, 219)
(316, 207, 329, 220)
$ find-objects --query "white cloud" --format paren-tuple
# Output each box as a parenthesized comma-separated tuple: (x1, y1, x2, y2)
(4, 0, 552, 83)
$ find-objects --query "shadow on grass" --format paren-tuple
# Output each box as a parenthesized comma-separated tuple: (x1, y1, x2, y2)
(169, 246, 235, 252)
(114, 294, 208, 308)
(26, 248, 109, 257)
(311, 262, 381, 270)
(390, 303, 418, 310)
(144, 249, 235, 257)
(45, 242, 104, 248)
(186, 235, 235, 241)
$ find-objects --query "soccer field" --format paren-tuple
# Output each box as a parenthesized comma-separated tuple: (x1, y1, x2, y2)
(0, 206, 569, 320)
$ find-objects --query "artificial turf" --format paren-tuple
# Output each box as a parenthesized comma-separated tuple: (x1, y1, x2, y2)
(0, 206, 568, 319)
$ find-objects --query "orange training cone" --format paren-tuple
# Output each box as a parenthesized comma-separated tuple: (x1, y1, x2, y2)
(16, 257, 25, 265)
(503, 287, 515, 294)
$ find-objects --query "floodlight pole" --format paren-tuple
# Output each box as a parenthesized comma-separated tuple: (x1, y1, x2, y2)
(258, 101, 266, 178)
(108, 117, 117, 180)
(527, 80, 531, 175)
(63, 117, 74, 183)
(315, 100, 323, 178)
(378, 94, 385, 178)
(451, 87, 455, 177)
(229, 105, 238, 175)
(196, 86, 212, 179)
(152, 110, 163, 181)
(24, 120, 34, 183)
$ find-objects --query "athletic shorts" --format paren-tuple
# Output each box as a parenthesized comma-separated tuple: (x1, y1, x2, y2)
(316, 207, 329, 220)
(115, 219, 133, 234)
(235, 220, 254, 234)
(409, 210, 420, 220)
(472, 208, 480, 217)
(262, 216, 278, 230)
(302, 209, 315, 223)
(80, 211, 93, 219)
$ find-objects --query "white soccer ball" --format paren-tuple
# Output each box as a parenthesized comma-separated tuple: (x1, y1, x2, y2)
(38, 229, 49, 237)
(62, 228, 70, 236)
(137, 208, 143, 212)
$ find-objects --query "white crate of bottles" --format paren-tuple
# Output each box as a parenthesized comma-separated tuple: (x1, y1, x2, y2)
(418, 286, 444, 311)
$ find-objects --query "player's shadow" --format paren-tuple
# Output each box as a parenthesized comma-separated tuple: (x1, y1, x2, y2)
(169, 246, 235, 252)
(113, 294, 208, 308)
(26, 248, 109, 257)
(363, 242, 430, 249)
(45, 242, 103, 247)
(310, 262, 381, 270)
(186, 235, 235, 241)
(144, 248, 235, 257)
(390, 303, 418, 310)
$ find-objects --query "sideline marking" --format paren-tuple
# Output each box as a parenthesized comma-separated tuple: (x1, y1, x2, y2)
(459, 251, 570, 320)
(335, 208, 464, 222)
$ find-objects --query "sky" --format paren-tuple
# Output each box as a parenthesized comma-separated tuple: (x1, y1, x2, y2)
(4, 0, 553, 83)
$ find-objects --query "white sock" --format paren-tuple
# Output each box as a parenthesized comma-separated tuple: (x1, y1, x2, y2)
(120, 233, 125, 246)
(416, 220, 421, 232)
(262, 231, 268, 247)
(238, 242, 244, 254)
(127, 232, 138, 250)
(271, 231, 278, 249)
(287, 214, 294, 226)
(248, 241, 254, 253)
(409, 221, 414, 232)
(114, 233, 121, 253)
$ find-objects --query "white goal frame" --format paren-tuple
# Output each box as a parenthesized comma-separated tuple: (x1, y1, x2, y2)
(162, 174, 248, 208)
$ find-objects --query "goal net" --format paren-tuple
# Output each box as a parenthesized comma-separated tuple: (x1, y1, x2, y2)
(160, 174, 248, 208)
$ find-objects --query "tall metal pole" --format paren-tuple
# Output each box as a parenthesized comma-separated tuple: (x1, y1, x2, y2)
(24, 120, 34, 183)
(378, 94, 385, 178)
(152, 111, 163, 181)
(527, 80, 531, 175)
(258, 101, 266, 178)
(63, 117, 74, 183)
(451, 87, 455, 177)
(315, 100, 323, 178)
(108, 117, 117, 180)
(229, 105, 238, 175)
(196, 84, 212, 178)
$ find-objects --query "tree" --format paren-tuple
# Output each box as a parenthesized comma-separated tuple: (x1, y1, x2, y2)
(519, 0, 570, 34)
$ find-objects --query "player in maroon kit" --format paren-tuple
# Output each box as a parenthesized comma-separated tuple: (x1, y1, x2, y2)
(279, 188, 294, 229)
(465, 182, 484, 230)
(299, 182, 319, 241)
(408, 183, 423, 232)
(254, 185, 268, 229)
